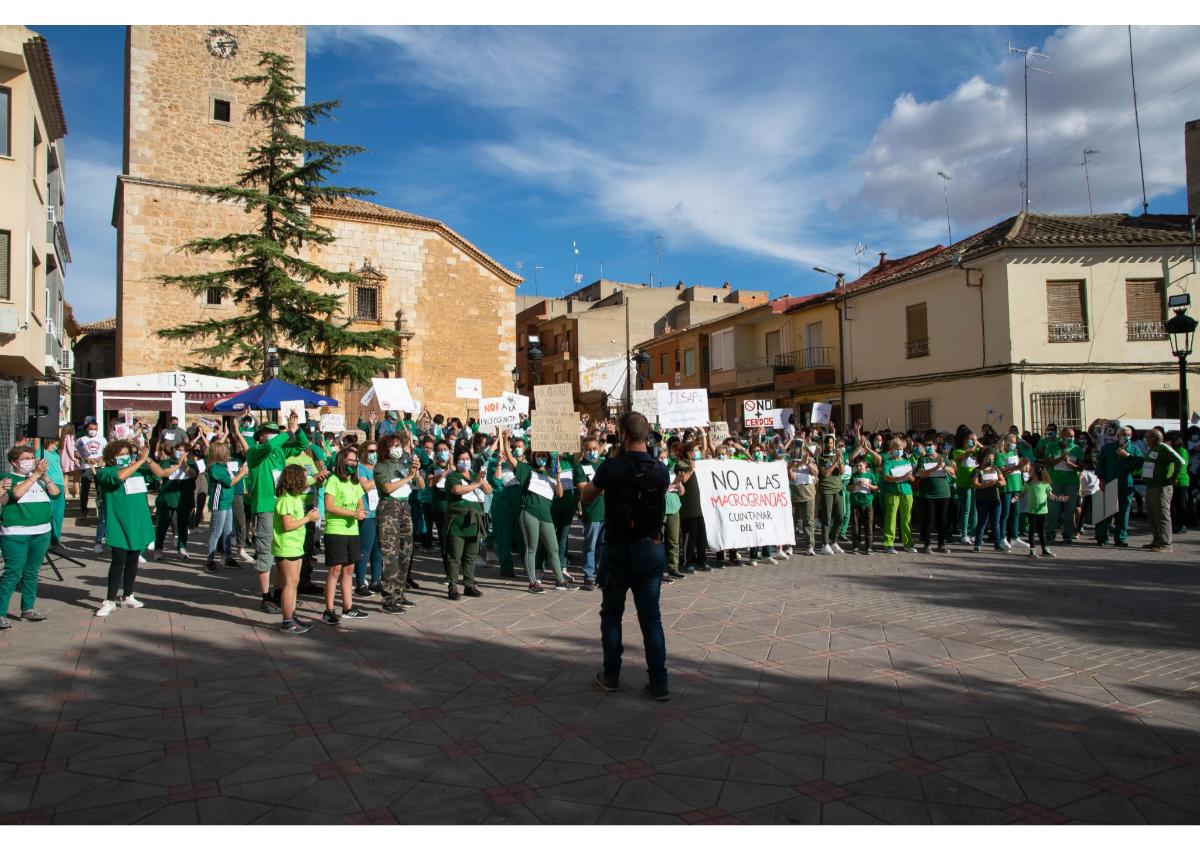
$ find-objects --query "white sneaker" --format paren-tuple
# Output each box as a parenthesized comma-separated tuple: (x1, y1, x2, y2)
(118, 595, 145, 609)
(238, 548, 253, 563)
(902, 546, 917, 554)
(831, 544, 845, 554)
(138, 554, 147, 564)
(819, 544, 834, 555)
(148, 549, 160, 562)
(805, 547, 815, 556)
(963, 536, 975, 546)
(1001, 540, 1012, 550)
(94, 543, 104, 554)
(177, 548, 189, 560)
(96, 600, 117, 617)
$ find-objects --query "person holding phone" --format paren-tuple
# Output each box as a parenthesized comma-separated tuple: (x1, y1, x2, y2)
(375, 432, 424, 614)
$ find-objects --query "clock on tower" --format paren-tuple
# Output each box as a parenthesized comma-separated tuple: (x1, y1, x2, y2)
(204, 28, 238, 59)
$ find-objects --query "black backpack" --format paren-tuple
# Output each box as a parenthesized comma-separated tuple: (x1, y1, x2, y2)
(610, 454, 667, 541)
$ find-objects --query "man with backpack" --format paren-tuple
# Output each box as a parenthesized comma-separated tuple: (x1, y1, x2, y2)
(579, 411, 671, 701)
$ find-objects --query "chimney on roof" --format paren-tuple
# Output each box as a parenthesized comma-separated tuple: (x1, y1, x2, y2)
(1188, 118, 1200, 218)
(877, 252, 888, 268)
(722, 282, 732, 290)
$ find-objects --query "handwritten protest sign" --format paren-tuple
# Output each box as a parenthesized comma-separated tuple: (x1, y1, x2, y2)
(319, 413, 345, 433)
(534, 383, 573, 411)
(632, 390, 660, 422)
(657, 388, 709, 428)
(480, 396, 523, 429)
(811, 402, 832, 426)
(455, 378, 482, 400)
(709, 421, 730, 442)
(695, 459, 795, 550)
(531, 410, 582, 454)
(743, 399, 777, 428)
(502, 391, 530, 415)
(278, 400, 306, 424)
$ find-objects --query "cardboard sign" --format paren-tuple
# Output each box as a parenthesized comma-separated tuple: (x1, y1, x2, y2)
(695, 459, 795, 550)
(743, 399, 777, 428)
(530, 410, 582, 454)
(632, 390, 660, 422)
(319, 413, 345, 433)
(455, 378, 482, 400)
(709, 421, 730, 442)
(810, 402, 832, 426)
(534, 383, 574, 411)
(480, 396, 524, 429)
(657, 388, 709, 429)
(502, 391, 530, 415)
(278, 400, 307, 424)
(372, 378, 417, 413)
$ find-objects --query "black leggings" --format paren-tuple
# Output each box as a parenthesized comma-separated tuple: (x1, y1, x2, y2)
(920, 498, 950, 548)
(107, 547, 141, 601)
(1028, 514, 1047, 551)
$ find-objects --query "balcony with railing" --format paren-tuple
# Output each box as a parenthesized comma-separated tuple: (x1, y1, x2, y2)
(1048, 322, 1089, 343)
(1126, 321, 1167, 341)
(733, 356, 776, 389)
(774, 347, 836, 390)
(905, 338, 930, 359)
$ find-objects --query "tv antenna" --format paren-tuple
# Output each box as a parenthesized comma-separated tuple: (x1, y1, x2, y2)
(1008, 43, 1050, 212)
(655, 234, 664, 287)
(1079, 149, 1100, 214)
(854, 243, 869, 277)
(937, 170, 954, 245)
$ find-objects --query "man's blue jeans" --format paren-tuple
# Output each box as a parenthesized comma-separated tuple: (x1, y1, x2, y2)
(582, 520, 604, 581)
(597, 538, 667, 690)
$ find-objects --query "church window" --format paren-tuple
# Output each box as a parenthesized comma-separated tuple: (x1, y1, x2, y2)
(212, 98, 231, 124)
(351, 260, 386, 324)
(206, 287, 222, 306)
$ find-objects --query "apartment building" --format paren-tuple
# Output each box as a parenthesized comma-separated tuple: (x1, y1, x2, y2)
(0, 26, 72, 445)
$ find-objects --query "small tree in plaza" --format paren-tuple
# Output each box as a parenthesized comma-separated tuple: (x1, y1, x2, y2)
(157, 51, 395, 387)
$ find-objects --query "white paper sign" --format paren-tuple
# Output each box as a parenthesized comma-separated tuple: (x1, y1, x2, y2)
(123, 475, 148, 495)
(372, 378, 417, 413)
(456, 378, 482, 400)
(810, 403, 832, 426)
(319, 413, 345, 433)
(695, 460, 795, 551)
(527, 473, 555, 500)
(277, 400, 307, 424)
(743, 399, 776, 428)
(480, 396, 523, 429)
(653, 382, 668, 391)
(533, 383, 574, 412)
(709, 421, 730, 442)
(889, 463, 913, 478)
(632, 390, 660, 422)
(657, 388, 709, 429)
(360, 386, 376, 407)
(502, 391, 530, 415)
(366, 489, 380, 511)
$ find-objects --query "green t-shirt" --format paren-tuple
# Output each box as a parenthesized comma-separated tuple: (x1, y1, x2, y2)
(207, 461, 237, 511)
(952, 447, 979, 488)
(580, 457, 606, 522)
(272, 492, 307, 558)
(97, 466, 155, 551)
(515, 462, 554, 522)
(550, 455, 581, 524)
(1142, 444, 1183, 487)
(155, 460, 196, 508)
(881, 455, 915, 496)
(323, 475, 364, 536)
(663, 459, 682, 515)
(848, 470, 877, 507)
(1024, 481, 1052, 515)
(247, 429, 309, 514)
(0, 473, 53, 534)
(1044, 440, 1084, 488)
(677, 458, 701, 519)
(446, 470, 485, 538)
(916, 456, 952, 499)
(817, 452, 844, 494)
(285, 453, 320, 508)
(995, 450, 1025, 493)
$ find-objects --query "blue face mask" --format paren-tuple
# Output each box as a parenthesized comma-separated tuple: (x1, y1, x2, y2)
(513, 447, 524, 458)
(693, 451, 702, 460)
(437, 450, 450, 463)
(535, 457, 547, 468)
(366, 452, 378, 464)
(456, 460, 470, 472)
(115, 455, 132, 468)
(588, 450, 601, 461)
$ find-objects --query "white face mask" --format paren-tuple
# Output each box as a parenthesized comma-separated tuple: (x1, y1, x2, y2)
(390, 446, 403, 459)
(17, 459, 34, 475)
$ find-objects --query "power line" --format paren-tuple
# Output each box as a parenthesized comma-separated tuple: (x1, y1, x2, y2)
(1128, 25, 1149, 215)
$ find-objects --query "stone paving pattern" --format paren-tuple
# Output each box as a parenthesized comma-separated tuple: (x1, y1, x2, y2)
(2, 514, 1199, 824)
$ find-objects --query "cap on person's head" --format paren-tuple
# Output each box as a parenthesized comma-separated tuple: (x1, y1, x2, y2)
(257, 423, 282, 439)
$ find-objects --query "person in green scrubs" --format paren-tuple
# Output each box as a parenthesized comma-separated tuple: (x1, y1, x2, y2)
(1044, 427, 1085, 545)
(499, 434, 568, 593)
(151, 440, 199, 560)
(95, 441, 171, 618)
(489, 433, 526, 578)
(35, 436, 66, 548)
(548, 451, 581, 577)
(0, 445, 60, 628)
(445, 446, 491, 599)
(1095, 425, 1143, 547)
(880, 437, 917, 553)
(952, 431, 980, 544)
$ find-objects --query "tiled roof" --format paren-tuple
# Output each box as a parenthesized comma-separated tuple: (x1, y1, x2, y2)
(23, 35, 67, 141)
(78, 317, 116, 333)
(312, 196, 522, 285)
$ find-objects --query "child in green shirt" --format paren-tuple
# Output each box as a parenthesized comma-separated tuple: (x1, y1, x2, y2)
(848, 461, 878, 554)
(1023, 464, 1068, 559)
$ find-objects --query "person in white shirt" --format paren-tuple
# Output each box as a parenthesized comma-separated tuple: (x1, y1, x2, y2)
(1076, 457, 1101, 537)
(76, 421, 108, 516)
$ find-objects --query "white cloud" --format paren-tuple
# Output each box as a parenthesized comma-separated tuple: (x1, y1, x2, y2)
(61, 135, 120, 323)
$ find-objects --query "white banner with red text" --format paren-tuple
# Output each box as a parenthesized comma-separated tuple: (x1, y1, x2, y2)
(694, 459, 795, 551)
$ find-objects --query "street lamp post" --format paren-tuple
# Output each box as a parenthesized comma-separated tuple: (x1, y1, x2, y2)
(1165, 294, 1197, 433)
(528, 340, 544, 388)
(634, 350, 651, 391)
(813, 267, 847, 431)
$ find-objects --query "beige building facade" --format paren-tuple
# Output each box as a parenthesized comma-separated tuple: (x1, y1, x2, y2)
(114, 25, 519, 416)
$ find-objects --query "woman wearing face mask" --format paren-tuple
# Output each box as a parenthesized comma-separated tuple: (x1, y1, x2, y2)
(426, 439, 455, 576)
(488, 435, 527, 580)
(677, 434, 710, 574)
(151, 441, 199, 561)
(816, 435, 845, 555)
(971, 450, 1007, 552)
(916, 441, 953, 553)
(660, 441, 687, 581)
(576, 436, 607, 588)
(500, 439, 567, 593)
(995, 434, 1026, 548)
(34, 435, 67, 549)
(204, 439, 249, 573)
(542, 449, 581, 582)
(94, 441, 171, 617)
(880, 438, 917, 554)
(789, 440, 819, 556)
(60, 424, 79, 501)
(413, 436, 437, 551)
(0, 446, 61, 628)
(952, 431, 981, 545)
(445, 447, 492, 599)
(375, 433, 424, 614)
(320, 446, 369, 625)
(353, 441, 384, 597)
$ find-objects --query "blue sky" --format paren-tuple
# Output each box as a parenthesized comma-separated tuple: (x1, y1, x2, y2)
(33, 24, 1200, 323)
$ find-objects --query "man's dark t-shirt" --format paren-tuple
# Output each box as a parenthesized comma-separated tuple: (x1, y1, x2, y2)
(591, 450, 669, 545)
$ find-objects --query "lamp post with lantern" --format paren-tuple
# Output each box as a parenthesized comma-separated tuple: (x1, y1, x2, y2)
(1165, 292, 1197, 433)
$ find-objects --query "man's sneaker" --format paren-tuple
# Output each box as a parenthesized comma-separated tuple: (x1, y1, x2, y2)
(138, 553, 147, 564)
(831, 544, 844, 555)
(1001, 540, 1012, 550)
(260, 598, 281, 614)
(919, 546, 932, 554)
(804, 547, 815, 556)
(148, 549, 159, 562)
(1028, 548, 1038, 558)
(280, 618, 312, 635)
(554, 582, 577, 592)
(322, 609, 341, 625)
(902, 546, 917, 554)
(119, 595, 145, 609)
(354, 584, 373, 597)
(642, 683, 670, 702)
(0, 617, 10, 630)
(96, 600, 117, 618)
(341, 607, 369, 619)
(963, 536, 975, 546)
(382, 599, 406, 614)
(1041, 549, 1056, 558)
(668, 570, 686, 579)
(581, 579, 596, 591)
(464, 586, 482, 598)
(529, 583, 546, 594)
(205, 560, 218, 574)
(818, 544, 834, 555)
(594, 671, 619, 692)
(883, 547, 897, 554)
(21, 610, 47, 622)
(177, 548, 189, 560)
(662, 574, 675, 584)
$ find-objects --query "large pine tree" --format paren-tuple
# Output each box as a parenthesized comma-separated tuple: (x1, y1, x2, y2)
(157, 51, 395, 387)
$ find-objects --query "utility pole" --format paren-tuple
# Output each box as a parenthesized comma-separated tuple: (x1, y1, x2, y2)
(1080, 149, 1100, 214)
(1008, 44, 1050, 212)
(1129, 26, 1149, 215)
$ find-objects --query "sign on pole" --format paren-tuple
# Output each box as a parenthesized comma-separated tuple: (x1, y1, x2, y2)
(455, 378, 482, 400)
(743, 399, 778, 428)
(656, 388, 709, 429)
(530, 410, 582, 454)
(695, 459, 796, 550)
(632, 389, 660, 422)
(479, 396, 524, 430)
(372, 378, 417, 413)
(503, 391, 530, 415)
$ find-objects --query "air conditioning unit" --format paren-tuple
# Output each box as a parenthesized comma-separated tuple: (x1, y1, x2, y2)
(60, 349, 74, 372)
(47, 205, 57, 224)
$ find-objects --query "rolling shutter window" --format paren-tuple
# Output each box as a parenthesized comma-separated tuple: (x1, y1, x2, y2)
(905, 303, 927, 344)
(0, 231, 9, 300)
(1046, 281, 1086, 325)
(1125, 280, 1164, 324)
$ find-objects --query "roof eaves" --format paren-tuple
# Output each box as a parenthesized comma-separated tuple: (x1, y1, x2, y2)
(23, 36, 67, 141)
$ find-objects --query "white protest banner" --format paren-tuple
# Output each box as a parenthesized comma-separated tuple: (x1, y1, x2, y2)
(114, 423, 131, 440)
(530, 410, 582, 454)
(455, 378, 482, 400)
(502, 391, 530, 415)
(695, 459, 795, 550)
(278, 400, 307, 423)
(709, 421, 730, 442)
(653, 382, 668, 391)
(360, 385, 376, 407)
(479, 396, 523, 429)
(632, 389, 660, 422)
(319, 413, 345, 433)
(372, 378, 417, 413)
(657, 388, 709, 428)
(743, 399, 777, 428)
(534, 383, 573, 411)
(811, 402, 832, 426)
(774, 408, 792, 431)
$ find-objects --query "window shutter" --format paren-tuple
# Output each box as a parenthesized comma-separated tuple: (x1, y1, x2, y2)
(1046, 281, 1086, 324)
(905, 303, 927, 343)
(0, 231, 9, 300)
(1125, 280, 1164, 324)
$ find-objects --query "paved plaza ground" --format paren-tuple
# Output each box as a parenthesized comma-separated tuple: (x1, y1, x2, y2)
(1, 511, 1199, 825)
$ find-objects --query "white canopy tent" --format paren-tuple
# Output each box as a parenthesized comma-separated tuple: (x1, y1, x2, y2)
(95, 371, 249, 424)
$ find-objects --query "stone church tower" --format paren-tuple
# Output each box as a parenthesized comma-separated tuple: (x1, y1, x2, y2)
(114, 26, 521, 414)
